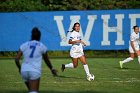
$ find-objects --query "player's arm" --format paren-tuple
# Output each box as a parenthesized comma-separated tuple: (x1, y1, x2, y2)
(43, 52, 57, 76)
(15, 49, 30, 90)
(68, 39, 81, 44)
(81, 40, 86, 46)
(15, 49, 22, 73)
(68, 39, 86, 46)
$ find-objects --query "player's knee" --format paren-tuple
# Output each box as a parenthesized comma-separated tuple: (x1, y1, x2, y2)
(74, 65, 78, 68)
(81, 62, 87, 65)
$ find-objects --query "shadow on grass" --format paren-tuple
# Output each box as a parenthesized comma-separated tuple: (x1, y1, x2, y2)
(0, 90, 108, 93)
(115, 67, 130, 70)
(56, 75, 84, 79)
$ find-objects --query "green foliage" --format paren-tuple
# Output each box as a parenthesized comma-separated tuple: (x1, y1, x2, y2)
(0, 0, 46, 12)
(0, 50, 129, 58)
(0, 0, 140, 12)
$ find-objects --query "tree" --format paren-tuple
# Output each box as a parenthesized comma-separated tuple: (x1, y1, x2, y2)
(0, 0, 139, 12)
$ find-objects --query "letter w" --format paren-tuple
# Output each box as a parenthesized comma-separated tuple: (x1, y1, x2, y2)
(54, 15, 97, 46)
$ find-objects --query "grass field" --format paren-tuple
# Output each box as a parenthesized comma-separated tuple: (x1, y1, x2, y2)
(0, 58, 140, 93)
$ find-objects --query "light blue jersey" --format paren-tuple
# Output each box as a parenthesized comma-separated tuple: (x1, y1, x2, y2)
(20, 40, 47, 74)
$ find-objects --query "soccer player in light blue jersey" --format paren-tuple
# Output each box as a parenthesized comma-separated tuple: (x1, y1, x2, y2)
(15, 27, 57, 93)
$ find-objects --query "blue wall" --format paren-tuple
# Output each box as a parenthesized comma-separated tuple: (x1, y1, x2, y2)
(0, 9, 140, 51)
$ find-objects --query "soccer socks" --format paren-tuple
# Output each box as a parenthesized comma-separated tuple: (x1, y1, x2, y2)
(122, 57, 133, 63)
(65, 63, 91, 77)
(65, 63, 74, 68)
(83, 64, 90, 76)
(138, 56, 140, 64)
(29, 91, 38, 93)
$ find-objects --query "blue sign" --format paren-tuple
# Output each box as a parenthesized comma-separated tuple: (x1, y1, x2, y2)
(0, 9, 140, 51)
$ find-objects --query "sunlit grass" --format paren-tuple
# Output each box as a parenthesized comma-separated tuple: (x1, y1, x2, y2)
(0, 58, 140, 93)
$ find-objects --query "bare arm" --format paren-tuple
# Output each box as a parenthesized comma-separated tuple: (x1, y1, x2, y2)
(68, 39, 86, 46)
(81, 41, 86, 46)
(15, 49, 22, 73)
(15, 49, 30, 90)
(43, 52, 57, 76)
(43, 52, 53, 70)
(68, 39, 81, 44)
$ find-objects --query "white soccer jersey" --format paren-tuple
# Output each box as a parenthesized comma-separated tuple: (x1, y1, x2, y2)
(129, 32, 140, 53)
(20, 40, 47, 74)
(69, 31, 84, 58)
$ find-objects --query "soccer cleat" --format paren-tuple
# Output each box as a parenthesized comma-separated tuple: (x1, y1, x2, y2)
(119, 61, 123, 68)
(61, 64, 65, 72)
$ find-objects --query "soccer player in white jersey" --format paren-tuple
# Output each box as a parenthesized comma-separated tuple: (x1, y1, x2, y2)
(15, 27, 57, 93)
(61, 22, 94, 81)
(119, 26, 140, 68)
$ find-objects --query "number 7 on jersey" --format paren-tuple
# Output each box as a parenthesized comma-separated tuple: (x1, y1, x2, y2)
(29, 46, 36, 58)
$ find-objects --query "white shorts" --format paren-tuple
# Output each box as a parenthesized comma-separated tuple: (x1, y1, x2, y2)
(70, 45, 84, 58)
(21, 71, 41, 82)
(70, 51, 84, 58)
(129, 45, 139, 53)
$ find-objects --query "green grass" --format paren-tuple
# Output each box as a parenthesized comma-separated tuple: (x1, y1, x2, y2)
(0, 58, 140, 93)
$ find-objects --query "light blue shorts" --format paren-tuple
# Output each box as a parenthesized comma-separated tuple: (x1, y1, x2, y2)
(21, 71, 41, 82)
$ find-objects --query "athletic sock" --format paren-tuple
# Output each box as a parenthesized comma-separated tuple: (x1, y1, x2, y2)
(122, 57, 133, 63)
(65, 63, 74, 68)
(138, 56, 140, 64)
(83, 64, 90, 76)
(29, 91, 38, 93)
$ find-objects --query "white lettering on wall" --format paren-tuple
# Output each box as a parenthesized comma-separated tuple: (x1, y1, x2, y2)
(101, 14, 124, 45)
(54, 15, 97, 46)
(129, 14, 140, 33)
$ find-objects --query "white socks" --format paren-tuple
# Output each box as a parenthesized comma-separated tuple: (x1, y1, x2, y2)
(138, 56, 140, 64)
(83, 64, 90, 76)
(29, 91, 38, 93)
(65, 63, 74, 68)
(122, 57, 133, 63)
(65, 63, 90, 76)
(122, 56, 140, 64)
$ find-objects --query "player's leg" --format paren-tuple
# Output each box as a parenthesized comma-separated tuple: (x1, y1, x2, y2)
(28, 79, 40, 93)
(79, 55, 90, 76)
(136, 50, 140, 64)
(119, 53, 134, 68)
(119, 46, 135, 68)
(21, 71, 31, 91)
(61, 49, 78, 72)
(28, 71, 41, 93)
(72, 58, 79, 68)
(122, 53, 134, 63)
(63, 58, 78, 68)
(61, 58, 78, 72)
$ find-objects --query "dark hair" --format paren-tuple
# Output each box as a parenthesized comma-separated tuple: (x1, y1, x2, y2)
(72, 22, 80, 31)
(31, 27, 41, 41)
(133, 25, 139, 29)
